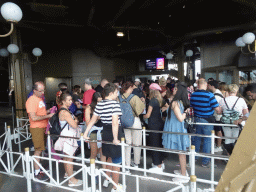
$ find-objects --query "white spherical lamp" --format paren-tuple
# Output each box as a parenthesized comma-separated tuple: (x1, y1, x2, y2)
(7, 44, 19, 54)
(235, 37, 246, 47)
(1, 2, 23, 22)
(32, 48, 42, 57)
(242, 32, 255, 44)
(166, 53, 173, 59)
(0, 48, 9, 57)
(186, 50, 193, 57)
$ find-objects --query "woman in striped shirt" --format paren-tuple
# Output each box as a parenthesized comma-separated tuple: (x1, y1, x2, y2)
(84, 83, 124, 192)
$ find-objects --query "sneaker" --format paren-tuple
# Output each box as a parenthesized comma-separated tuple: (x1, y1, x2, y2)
(202, 162, 217, 168)
(111, 184, 124, 192)
(34, 172, 49, 181)
(68, 179, 83, 187)
(172, 177, 189, 183)
(64, 171, 77, 179)
(151, 163, 165, 169)
(103, 179, 110, 188)
(130, 161, 138, 168)
(214, 146, 223, 153)
(125, 168, 130, 173)
(173, 170, 189, 177)
(149, 166, 163, 173)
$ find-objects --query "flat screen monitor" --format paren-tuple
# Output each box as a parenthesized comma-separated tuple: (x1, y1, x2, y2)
(156, 58, 164, 70)
(145, 58, 165, 70)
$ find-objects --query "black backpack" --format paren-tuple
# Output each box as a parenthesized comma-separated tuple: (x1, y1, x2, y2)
(48, 108, 70, 144)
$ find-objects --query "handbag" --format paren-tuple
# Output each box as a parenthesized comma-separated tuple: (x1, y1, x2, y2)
(184, 118, 196, 134)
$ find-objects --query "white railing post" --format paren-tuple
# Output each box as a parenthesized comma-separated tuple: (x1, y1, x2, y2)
(190, 145, 196, 176)
(142, 127, 147, 176)
(47, 131, 53, 184)
(121, 137, 126, 190)
(189, 135, 192, 168)
(90, 158, 96, 192)
(7, 126, 14, 172)
(210, 130, 215, 190)
(190, 175, 197, 192)
(80, 133, 87, 192)
(25, 147, 32, 192)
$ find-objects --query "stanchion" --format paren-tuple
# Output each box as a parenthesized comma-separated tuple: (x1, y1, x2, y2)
(80, 133, 87, 191)
(190, 175, 197, 192)
(90, 158, 96, 192)
(121, 137, 126, 191)
(47, 131, 53, 184)
(7, 126, 14, 172)
(189, 135, 192, 168)
(25, 147, 32, 192)
(190, 145, 196, 176)
(210, 130, 215, 190)
(142, 126, 147, 176)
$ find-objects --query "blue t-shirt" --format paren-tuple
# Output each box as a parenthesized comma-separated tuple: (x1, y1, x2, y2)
(190, 90, 219, 118)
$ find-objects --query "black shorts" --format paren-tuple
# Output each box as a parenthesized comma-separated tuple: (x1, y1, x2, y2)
(214, 121, 223, 132)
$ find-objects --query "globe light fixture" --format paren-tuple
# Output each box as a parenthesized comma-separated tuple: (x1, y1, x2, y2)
(0, 2, 23, 37)
(236, 32, 256, 54)
(7, 44, 19, 54)
(29, 48, 43, 64)
(0, 48, 9, 57)
(186, 50, 193, 57)
(166, 52, 173, 59)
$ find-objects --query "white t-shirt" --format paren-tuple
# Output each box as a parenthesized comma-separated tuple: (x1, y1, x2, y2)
(213, 89, 224, 121)
(219, 96, 248, 116)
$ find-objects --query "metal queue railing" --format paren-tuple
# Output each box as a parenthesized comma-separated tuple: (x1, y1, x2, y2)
(0, 121, 241, 192)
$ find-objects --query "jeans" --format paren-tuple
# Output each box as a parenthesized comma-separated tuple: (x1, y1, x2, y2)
(192, 117, 213, 165)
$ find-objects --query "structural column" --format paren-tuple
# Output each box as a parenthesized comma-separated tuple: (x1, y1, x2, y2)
(177, 44, 185, 82)
(9, 27, 26, 119)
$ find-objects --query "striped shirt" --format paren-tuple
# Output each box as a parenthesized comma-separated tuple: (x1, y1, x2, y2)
(94, 99, 122, 125)
(190, 90, 219, 118)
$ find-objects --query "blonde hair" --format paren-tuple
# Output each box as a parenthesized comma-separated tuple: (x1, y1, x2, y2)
(228, 84, 239, 94)
(149, 89, 164, 107)
(159, 77, 166, 86)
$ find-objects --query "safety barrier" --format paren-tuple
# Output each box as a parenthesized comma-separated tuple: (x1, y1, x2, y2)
(0, 121, 240, 192)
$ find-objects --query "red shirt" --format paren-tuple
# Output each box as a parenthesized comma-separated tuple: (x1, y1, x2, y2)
(83, 89, 96, 121)
(83, 89, 96, 105)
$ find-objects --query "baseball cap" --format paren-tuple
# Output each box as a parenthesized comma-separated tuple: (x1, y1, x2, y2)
(135, 78, 141, 82)
(149, 83, 162, 91)
(85, 78, 92, 85)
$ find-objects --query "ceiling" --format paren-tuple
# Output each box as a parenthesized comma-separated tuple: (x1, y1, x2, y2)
(1, 0, 256, 58)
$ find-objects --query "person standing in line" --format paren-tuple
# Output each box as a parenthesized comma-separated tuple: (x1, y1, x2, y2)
(95, 79, 109, 94)
(219, 84, 249, 155)
(208, 80, 224, 153)
(190, 78, 221, 167)
(84, 83, 124, 192)
(143, 83, 168, 173)
(119, 81, 145, 171)
(162, 83, 190, 183)
(54, 91, 82, 187)
(132, 78, 144, 99)
(26, 82, 54, 181)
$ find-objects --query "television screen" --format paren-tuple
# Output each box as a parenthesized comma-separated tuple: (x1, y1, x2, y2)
(156, 58, 164, 70)
(145, 59, 156, 70)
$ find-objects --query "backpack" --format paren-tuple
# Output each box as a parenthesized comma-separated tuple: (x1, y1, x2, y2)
(48, 108, 70, 144)
(118, 94, 135, 128)
(214, 93, 224, 98)
(220, 97, 240, 124)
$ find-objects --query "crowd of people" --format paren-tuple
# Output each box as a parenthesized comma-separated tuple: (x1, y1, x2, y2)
(25, 76, 256, 190)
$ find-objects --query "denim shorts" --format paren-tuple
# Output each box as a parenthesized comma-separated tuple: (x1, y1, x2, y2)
(112, 156, 122, 164)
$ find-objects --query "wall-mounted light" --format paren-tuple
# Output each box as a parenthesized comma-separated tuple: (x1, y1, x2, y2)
(186, 50, 193, 58)
(117, 32, 124, 37)
(166, 52, 173, 59)
(0, 44, 42, 64)
(0, 2, 23, 37)
(236, 32, 256, 54)
(0, 48, 9, 57)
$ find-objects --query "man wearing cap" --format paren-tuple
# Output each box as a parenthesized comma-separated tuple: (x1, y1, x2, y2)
(132, 78, 144, 99)
(83, 78, 96, 109)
